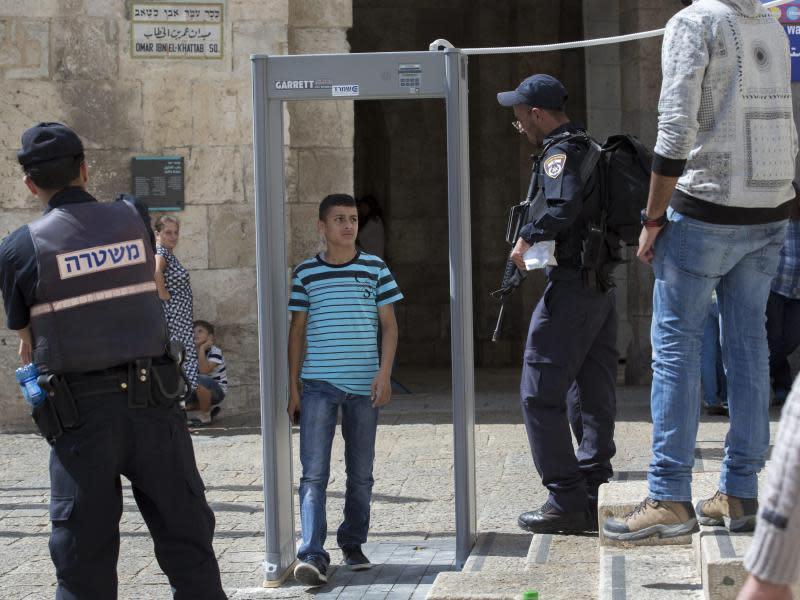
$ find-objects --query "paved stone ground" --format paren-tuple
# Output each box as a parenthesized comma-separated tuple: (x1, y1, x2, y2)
(0, 368, 788, 599)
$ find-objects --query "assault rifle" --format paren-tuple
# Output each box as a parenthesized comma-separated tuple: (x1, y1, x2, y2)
(490, 163, 539, 342)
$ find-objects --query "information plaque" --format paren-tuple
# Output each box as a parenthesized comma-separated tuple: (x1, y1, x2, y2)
(131, 156, 185, 211)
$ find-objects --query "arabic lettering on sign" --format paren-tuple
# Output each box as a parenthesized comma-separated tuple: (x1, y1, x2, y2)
(142, 26, 214, 41)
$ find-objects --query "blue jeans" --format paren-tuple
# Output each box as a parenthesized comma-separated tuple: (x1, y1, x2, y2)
(700, 296, 727, 407)
(648, 210, 786, 501)
(297, 379, 379, 565)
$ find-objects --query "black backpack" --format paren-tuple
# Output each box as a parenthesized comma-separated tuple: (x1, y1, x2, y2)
(596, 135, 653, 246)
(556, 132, 652, 246)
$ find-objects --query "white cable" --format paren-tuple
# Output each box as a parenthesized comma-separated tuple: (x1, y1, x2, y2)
(460, 0, 794, 56)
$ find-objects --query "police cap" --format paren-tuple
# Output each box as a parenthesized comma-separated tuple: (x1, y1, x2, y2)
(17, 122, 84, 169)
(497, 74, 568, 110)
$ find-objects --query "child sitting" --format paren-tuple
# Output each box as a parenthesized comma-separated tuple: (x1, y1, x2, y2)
(186, 320, 228, 425)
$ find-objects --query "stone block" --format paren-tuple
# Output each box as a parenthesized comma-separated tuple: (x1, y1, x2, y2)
(86, 149, 135, 201)
(190, 267, 258, 326)
(52, 18, 118, 80)
(186, 146, 243, 206)
(0, 82, 69, 149)
(0, 151, 30, 210)
(289, 0, 351, 28)
(0, 0, 57, 17)
(208, 204, 257, 269)
(0, 19, 49, 79)
(230, 0, 288, 23)
(695, 526, 749, 600)
(214, 323, 259, 387)
(0, 329, 34, 432)
(296, 148, 354, 204)
(61, 80, 144, 150)
(289, 100, 354, 149)
(427, 568, 596, 600)
(598, 546, 702, 600)
(289, 26, 349, 55)
(142, 79, 194, 149)
(152, 203, 208, 271)
(232, 21, 287, 78)
(85, 0, 126, 18)
(288, 203, 323, 264)
(282, 145, 297, 205)
(0, 208, 42, 238)
(191, 80, 250, 146)
(525, 532, 598, 568)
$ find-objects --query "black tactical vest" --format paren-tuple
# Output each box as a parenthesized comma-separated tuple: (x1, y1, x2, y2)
(27, 199, 167, 374)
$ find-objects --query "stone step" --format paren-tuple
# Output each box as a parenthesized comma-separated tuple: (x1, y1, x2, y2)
(598, 545, 703, 599)
(598, 472, 720, 547)
(694, 525, 800, 600)
(427, 566, 597, 600)
(430, 531, 599, 599)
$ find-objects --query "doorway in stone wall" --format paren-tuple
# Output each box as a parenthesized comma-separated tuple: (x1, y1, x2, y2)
(351, 0, 587, 372)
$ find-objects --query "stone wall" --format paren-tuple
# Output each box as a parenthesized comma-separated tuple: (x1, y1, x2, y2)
(0, 0, 352, 431)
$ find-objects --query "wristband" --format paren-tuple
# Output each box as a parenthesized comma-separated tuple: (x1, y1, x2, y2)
(640, 209, 667, 228)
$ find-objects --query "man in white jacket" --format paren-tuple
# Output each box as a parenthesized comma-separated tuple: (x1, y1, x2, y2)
(604, 0, 798, 541)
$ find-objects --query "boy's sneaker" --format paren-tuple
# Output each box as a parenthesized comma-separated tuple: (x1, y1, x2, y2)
(603, 497, 699, 541)
(696, 490, 757, 532)
(342, 545, 372, 570)
(294, 557, 328, 586)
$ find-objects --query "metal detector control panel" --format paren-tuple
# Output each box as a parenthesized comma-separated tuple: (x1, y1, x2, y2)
(258, 51, 448, 101)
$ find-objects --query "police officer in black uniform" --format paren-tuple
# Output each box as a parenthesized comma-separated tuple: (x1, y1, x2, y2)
(497, 75, 619, 534)
(0, 123, 227, 599)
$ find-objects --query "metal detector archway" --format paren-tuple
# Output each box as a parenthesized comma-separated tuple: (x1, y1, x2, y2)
(251, 47, 476, 585)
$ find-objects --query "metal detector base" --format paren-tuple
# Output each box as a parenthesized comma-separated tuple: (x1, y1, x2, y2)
(262, 560, 297, 588)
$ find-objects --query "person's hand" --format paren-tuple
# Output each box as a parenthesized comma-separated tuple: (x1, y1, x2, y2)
(198, 338, 213, 352)
(158, 290, 171, 302)
(18, 339, 31, 365)
(287, 386, 301, 425)
(637, 224, 664, 265)
(371, 372, 392, 408)
(737, 575, 792, 600)
(510, 237, 532, 272)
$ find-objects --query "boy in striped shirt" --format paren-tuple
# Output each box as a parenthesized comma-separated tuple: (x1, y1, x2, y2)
(288, 194, 402, 586)
(186, 320, 228, 425)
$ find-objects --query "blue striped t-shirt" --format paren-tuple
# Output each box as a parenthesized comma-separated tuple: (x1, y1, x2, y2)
(288, 251, 403, 395)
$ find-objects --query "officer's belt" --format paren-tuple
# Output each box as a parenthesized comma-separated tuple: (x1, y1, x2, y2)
(30, 282, 157, 317)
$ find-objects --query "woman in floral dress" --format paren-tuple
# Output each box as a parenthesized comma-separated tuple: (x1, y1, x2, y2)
(153, 215, 198, 392)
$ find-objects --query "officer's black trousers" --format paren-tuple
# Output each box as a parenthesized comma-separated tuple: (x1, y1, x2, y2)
(48, 385, 226, 599)
(520, 278, 618, 514)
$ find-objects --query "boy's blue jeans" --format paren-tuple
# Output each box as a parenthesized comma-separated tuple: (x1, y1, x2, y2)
(648, 210, 786, 502)
(297, 379, 379, 565)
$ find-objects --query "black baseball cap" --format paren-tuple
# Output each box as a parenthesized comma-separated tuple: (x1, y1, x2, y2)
(17, 122, 84, 169)
(497, 74, 568, 109)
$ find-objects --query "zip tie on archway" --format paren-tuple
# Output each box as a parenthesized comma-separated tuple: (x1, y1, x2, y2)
(459, 0, 794, 56)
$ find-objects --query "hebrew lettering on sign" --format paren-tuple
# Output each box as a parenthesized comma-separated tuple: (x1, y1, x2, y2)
(57, 239, 147, 280)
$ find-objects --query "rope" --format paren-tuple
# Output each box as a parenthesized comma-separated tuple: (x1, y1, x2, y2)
(460, 0, 794, 56)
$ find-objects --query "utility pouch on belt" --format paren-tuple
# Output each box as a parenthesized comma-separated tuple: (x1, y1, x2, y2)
(149, 341, 188, 407)
(31, 398, 63, 442)
(32, 374, 79, 442)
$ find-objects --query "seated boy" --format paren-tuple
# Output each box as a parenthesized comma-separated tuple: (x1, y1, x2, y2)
(186, 320, 228, 425)
(288, 193, 402, 586)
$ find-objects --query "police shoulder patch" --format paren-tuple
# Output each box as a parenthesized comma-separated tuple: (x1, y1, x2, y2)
(544, 153, 567, 179)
